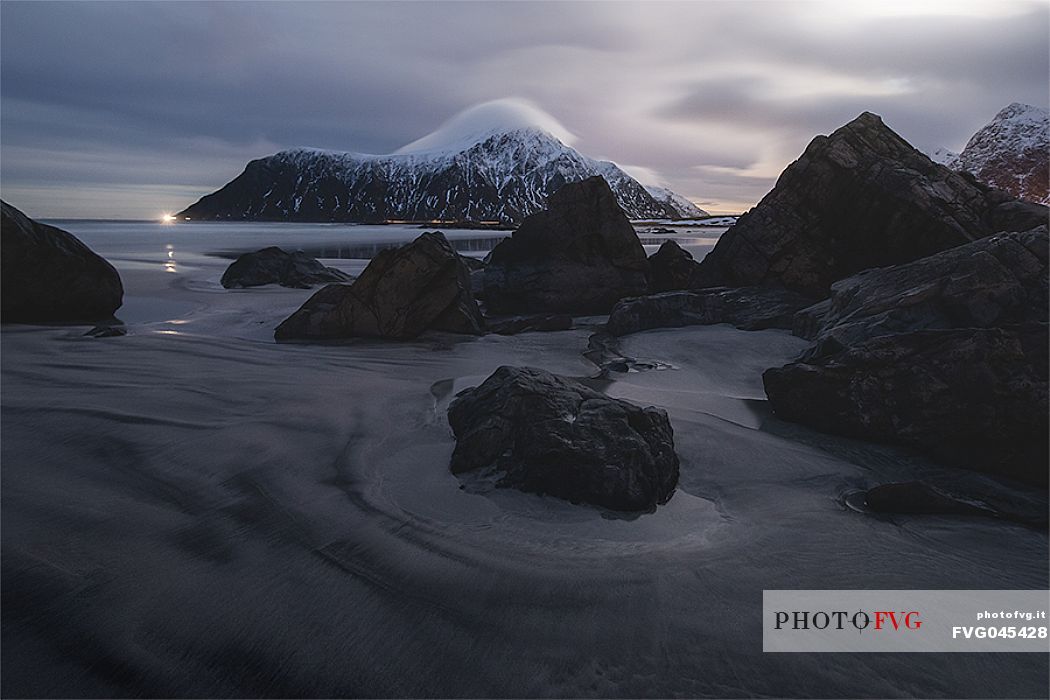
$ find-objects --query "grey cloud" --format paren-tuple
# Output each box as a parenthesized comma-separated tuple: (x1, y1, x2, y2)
(1, 0, 1046, 217)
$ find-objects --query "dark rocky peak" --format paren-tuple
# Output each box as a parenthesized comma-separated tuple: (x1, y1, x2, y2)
(692, 111, 1048, 296)
(483, 176, 650, 314)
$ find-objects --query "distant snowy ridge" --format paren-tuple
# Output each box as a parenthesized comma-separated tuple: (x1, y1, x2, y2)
(929, 146, 959, 168)
(177, 99, 704, 223)
(930, 102, 1048, 205)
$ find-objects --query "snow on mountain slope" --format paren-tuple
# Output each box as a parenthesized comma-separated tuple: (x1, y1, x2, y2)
(644, 186, 708, 218)
(929, 147, 959, 168)
(394, 98, 577, 156)
(952, 103, 1048, 205)
(176, 99, 699, 223)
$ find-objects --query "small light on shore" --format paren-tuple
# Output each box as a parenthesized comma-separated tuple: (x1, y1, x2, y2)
(161, 213, 177, 223)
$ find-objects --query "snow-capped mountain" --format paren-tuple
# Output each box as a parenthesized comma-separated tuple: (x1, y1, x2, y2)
(929, 147, 959, 168)
(933, 103, 1048, 205)
(176, 99, 704, 223)
(643, 186, 708, 218)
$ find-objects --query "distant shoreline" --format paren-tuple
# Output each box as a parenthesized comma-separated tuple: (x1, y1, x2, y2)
(40, 215, 741, 228)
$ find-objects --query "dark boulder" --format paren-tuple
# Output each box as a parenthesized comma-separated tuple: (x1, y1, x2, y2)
(648, 240, 702, 292)
(763, 325, 1049, 486)
(797, 226, 1048, 357)
(274, 231, 484, 340)
(447, 366, 679, 511)
(483, 177, 649, 314)
(220, 246, 351, 289)
(1, 200, 123, 322)
(607, 287, 816, 336)
(693, 112, 1048, 296)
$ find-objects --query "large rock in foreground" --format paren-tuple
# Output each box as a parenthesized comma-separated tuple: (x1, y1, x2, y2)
(693, 112, 1048, 296)
(448, 366, 679, 511)
(763, 325, 1048, 486)
(274, 231, 484, 340)
(607, 287, 815, 336)
(796, 227, 1049, 356)
(221, 246, 351, 289)
(483, 177, 649, 314)
(1, 201, 123, 322)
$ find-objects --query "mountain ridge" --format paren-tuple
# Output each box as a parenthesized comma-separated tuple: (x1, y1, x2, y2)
(177, 100, 706, 223)
(930, 102, 1048, 205)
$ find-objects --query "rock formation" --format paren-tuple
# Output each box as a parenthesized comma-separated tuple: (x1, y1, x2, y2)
(220, 247, 352, 289)
(692, 112, 1047, 296)
(448, 366, 679, 511)
(763, 325, 1048, 486)
(483, 176, 650, 314)
(648, 240, 703, 293)
(606, 287, 815, 336)
(274, 231, 484, 340)
(794, 226, 1048, 358)
(1, 200, 123, 322)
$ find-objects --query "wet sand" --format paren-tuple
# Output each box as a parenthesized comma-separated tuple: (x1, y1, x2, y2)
(2, 223, 1046, 697)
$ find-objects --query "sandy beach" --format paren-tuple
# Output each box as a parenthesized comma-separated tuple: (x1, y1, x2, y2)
(2, 222, 1046, 697)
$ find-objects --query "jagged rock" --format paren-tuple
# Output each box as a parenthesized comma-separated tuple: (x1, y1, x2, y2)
(792, 299, 833, 342)
(447, 366, 679, 511)
(274, 231, 484, 340)
(220, 246, 351, 289)
(1, 201, 123, 322)
(693, 112, 1048, 296)
(796, 227, 1048, 358)
(648, 240, 702, 292)
(483, 177, 650, 314)
(606, 287, 816, 336)
(486, 314, 573, 335)
(763, 325, 1049, 486)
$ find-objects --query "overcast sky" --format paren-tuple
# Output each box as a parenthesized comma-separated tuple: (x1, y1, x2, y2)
(1, 0, 1047, 218)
